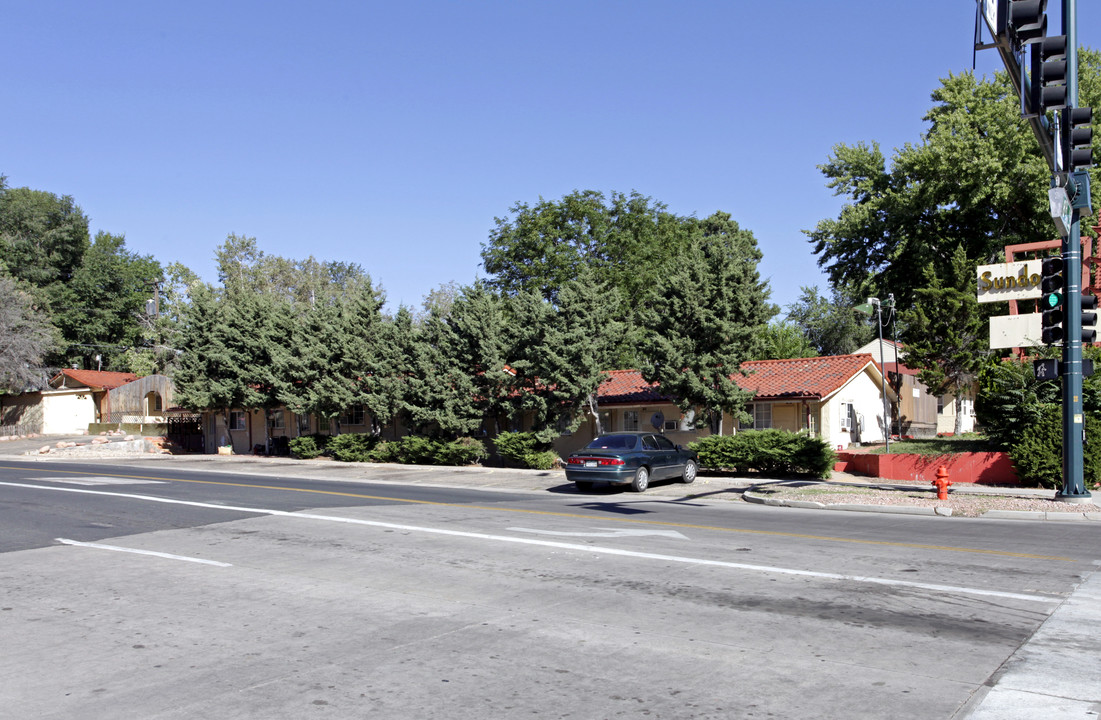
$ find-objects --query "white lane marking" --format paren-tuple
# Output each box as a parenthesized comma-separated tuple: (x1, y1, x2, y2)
(35, 476, 166, 486)
(55, 538, 232, 567)
(509, 527, 689, 539)
(1, 481, 1060, 604)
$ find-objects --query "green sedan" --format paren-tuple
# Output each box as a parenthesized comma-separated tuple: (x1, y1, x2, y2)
(564, 432, 699, 492)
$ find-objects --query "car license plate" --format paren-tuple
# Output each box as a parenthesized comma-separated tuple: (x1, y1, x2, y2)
(585, 460, 597, 468)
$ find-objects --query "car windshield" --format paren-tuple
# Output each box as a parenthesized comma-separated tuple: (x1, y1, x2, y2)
(585, 435, 637, 451)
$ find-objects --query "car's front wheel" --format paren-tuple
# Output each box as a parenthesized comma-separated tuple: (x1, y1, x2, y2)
(681, 460, 698, 484)
(631, 466, 649, 493)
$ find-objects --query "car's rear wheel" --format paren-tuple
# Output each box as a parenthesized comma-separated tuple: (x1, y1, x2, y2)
(681, 460, 698, 484)
(631, 466, 649, 492)
(575, 480, 593, 491)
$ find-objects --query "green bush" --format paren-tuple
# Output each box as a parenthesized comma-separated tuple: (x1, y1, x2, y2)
(689, 430, 836, 478)
(494, 431, 558, 469)
(328, 433, 380, 463)
(436, 437, 489, 466)
(367, 435, 486, 466)
(288, 435, 324, 460)
(1009, 405, 1101, 488)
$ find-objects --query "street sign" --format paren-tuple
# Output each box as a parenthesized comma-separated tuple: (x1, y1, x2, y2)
(977, 260, 1042, 303)
(990, 312, 1043, 348)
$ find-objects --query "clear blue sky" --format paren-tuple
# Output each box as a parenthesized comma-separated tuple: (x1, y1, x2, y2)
(4, 1, 1096, 314)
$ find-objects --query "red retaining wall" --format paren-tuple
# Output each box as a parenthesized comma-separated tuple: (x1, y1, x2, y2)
(835, 451, 1019, 486)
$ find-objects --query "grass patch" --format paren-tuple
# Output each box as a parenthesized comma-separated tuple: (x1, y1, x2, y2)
(867, 435, 995, 456)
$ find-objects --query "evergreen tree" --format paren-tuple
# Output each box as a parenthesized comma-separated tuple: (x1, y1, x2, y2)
(443, 282, 514, 434)
(364, 306, 418, 437)
(900, 245, 989, 434)
(638, 213, 774, 434)
(405, 308, 482, 438)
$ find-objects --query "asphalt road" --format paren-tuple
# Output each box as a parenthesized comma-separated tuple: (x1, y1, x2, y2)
(1, 457, 1098, 719)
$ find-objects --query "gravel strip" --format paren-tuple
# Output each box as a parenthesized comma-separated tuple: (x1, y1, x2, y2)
(751, 483, 1101, 518)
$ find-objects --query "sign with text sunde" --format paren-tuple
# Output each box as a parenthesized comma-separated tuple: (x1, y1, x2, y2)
(990, 313, 1043, 349)
(977, 260, 1042, 303)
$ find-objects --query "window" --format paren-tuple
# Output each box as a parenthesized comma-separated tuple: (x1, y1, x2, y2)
(937, 396, 946, 414)
(654, 435, 676, 451)
(342, 405, 364, 426)
(230, 411, 246, 431)
(642, 434, 659, 450)
(839, 403, 854, 432)
(623, 410, 639, 432)
(556, 414, 572, 436)
(664, 419, 678, 431)
(268, 410, 285, 429)
(752, 404, 772, 430)
(296, 413, 311, 435)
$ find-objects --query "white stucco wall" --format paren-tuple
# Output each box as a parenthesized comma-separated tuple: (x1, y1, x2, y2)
(40, 390, 96, 434)
(822, 370, 892, 449)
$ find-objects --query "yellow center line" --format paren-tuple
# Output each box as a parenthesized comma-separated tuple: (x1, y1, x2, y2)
(1, 464, 1076, 562)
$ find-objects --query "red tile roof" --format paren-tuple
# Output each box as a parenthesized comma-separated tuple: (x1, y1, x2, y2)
(737, 354, 879, 400)
(51, 369, 140, 390)
(597, 369, 669, 404)
(594, 355, 881, 406)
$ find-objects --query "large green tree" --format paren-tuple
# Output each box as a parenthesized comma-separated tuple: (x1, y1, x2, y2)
(806, 53, 1101, 309)
(481, 189, 699, 366)
(638, 213, 774, 434)
(57, 231, 163, 371)
(0, 184, 90, 295)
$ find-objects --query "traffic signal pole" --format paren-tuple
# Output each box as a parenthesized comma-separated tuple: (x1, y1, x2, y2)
(1057, 0, 1092, 502)
(980, 0, 1092, 500)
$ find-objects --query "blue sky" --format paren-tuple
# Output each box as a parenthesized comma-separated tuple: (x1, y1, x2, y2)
(4, 1, 1096, 314)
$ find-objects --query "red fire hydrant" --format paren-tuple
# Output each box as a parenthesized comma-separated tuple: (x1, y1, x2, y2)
(932, 466, 952, 500)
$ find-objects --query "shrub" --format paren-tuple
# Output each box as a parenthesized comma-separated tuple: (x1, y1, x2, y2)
(436, 437, 489, 466)
(494, 431, 558, 469)
(288, 435, 324, 460)
(328, 433, 380, 463)
(388, 435, 440, 464)
(689, 430, 836, 478)
(1009, 405, 1101, 488)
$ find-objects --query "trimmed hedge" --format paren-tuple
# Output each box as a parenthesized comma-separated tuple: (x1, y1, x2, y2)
(494, 431, 558, 470)
(689, 430, 836, 478)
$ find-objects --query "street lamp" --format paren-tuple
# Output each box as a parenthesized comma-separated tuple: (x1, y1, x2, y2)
(855, 295, 894, 452)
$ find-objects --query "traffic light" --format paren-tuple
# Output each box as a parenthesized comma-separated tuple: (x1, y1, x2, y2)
(1041, 255, 1065, 344)
(1064, 107, 1093, 172)
(1008, 0, 1048, 46)
(1082, 293, 1098, 343)
(1031, 34, 1067, 112)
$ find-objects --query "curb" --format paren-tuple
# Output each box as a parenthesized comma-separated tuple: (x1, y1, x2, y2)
(742, 489, 1101, 521)
(743, 490, 951, 516)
